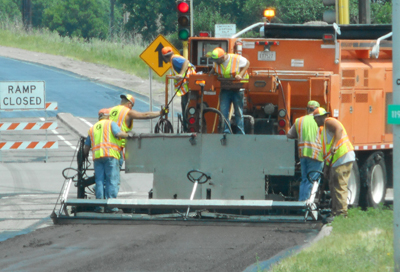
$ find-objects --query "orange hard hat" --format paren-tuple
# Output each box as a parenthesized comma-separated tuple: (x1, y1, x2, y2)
(98, 108, 110, 116)
(211, 48, 225, 59)
(161, 46, 173, 56)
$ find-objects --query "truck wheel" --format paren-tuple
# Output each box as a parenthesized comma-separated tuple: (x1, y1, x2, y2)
(360, 152, 387, 208)
(347, 161, 360, 207)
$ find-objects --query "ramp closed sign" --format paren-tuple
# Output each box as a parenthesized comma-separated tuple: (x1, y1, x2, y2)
(0, 81, 45, 110)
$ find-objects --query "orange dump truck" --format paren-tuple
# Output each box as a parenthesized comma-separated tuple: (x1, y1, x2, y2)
(183, 23, 393, 208)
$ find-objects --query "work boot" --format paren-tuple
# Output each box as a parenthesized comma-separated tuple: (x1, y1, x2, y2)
(94, 207, 104, 213)
(106, 208, 122, 214)
(322, 214, 335, 224)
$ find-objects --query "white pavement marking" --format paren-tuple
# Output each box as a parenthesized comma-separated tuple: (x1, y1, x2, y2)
(79, 117, 93, 127)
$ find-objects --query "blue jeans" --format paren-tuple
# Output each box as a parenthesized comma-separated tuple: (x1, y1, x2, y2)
(219, 89, 245, 134)
(299, 157, 323, 201)
(94, 157, 120, 200)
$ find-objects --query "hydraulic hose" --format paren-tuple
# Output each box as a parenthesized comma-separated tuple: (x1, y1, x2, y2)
(154, 68, 189, 134)
(199, 106, 233, 134)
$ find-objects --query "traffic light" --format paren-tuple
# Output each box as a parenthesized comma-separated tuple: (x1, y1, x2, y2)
(322, 0, 349, 24)
(177, 1, 190, 40)
(322, 0, 336, 23)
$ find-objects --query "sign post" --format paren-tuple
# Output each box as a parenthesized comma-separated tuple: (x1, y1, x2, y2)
(140, 35, 180, 132)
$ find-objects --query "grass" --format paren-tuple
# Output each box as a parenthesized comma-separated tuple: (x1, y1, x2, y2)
(0, 18, 164, 82)
(266, 206, 394, 272)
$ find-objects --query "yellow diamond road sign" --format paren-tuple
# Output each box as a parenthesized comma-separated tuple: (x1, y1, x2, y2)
(140, 35, 180, 77)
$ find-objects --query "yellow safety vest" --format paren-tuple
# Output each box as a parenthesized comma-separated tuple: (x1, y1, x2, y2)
(295, 115, 323, 161)
(109, 105, 133, 148)
(213, 54, 249, 83)
(89, 119, 121, 160)
(171, 55, 196, 96)
(322, 117, 354, 165)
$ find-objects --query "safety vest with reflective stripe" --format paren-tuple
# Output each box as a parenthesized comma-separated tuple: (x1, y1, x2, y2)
(109, 105, 133, 132)
(321, 117, 354, 165)
(213, 54, 249, 83)
(171, 55, 196, 96)
(295, 115, 323, 161)
(109, 105, 132, 148)
(89, 119, 121, 160)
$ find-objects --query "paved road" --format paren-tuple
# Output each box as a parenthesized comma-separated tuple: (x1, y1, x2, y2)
(0, 57, 322, 272)
(0, 56, 159, 118)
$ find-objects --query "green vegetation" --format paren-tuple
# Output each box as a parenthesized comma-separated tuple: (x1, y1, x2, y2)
(0, 0, 392, 45)
(267, 207, 394, 272)
(0, 19, 160, 81)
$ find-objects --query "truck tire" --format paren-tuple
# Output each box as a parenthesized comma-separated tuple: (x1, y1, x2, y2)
(360, 152, 387, 208)
(347, 161, 360, 207)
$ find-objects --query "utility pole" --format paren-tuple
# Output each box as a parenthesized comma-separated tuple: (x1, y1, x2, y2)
(110, 0, 116, 38)
(358, 0, 371, 24)
(393, 0, 400, 271)
(22, 0, 32, 30)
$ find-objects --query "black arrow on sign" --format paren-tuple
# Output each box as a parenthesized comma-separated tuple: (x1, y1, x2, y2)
(155, 42, 167, 68)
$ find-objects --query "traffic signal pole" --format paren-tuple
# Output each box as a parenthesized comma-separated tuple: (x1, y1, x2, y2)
(338, 0, 349, 24)
(393, 0, 400, 270)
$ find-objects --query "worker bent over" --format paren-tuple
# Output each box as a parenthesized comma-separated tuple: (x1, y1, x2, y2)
(161, 46, 196, 131)
(209, 47, 250, 134)
(313, 107, 355, 222)
(287, 100, 323, 201)
(84, 108, 129, 213)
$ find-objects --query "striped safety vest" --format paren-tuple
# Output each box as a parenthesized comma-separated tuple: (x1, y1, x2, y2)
(322, 117, 354, 165)
(171, 55, 196, 96)
(109, 105, 133, 148)
(295, 115, 323, 161)
(213, 54, 249, 82)
(89, 119, 121, 160)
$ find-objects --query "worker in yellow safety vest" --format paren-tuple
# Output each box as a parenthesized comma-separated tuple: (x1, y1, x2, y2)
(109, 94, 167, 168)
(313, 107, 355, 223)
(287, 100, 323, 201)
(161, 46, 196, 131)
(84, 108, 129, 213)
(209, 47, 250, 134)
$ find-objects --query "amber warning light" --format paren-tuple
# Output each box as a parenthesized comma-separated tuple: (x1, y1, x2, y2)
(195, 80, 206, 86)
(263, 8, 275, 20)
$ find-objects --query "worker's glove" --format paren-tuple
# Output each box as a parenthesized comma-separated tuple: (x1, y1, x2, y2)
(127, 131, 135, 138)
(161, 106, 169, 116)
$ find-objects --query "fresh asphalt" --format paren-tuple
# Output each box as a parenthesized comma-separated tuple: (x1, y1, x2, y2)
(0, 57, 324, 271)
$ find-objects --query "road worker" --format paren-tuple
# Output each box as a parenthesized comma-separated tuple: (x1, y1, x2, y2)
(209, 47, 250, 134)
(83, 108, 129, 213)
(161, 46, 196, 131)
(109, 94, 166, 167)
(313, 107, 355, 223)
(287, 100, 323, 201)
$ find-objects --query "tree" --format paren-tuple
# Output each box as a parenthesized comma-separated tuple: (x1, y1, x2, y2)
(42, 0, 108, 39)
(118, 0, 176, 41)
(0, 0, 21, 21)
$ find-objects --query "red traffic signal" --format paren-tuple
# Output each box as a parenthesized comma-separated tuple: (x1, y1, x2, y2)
(177, 1, 189, 13)
(177, 1, 190, 41)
